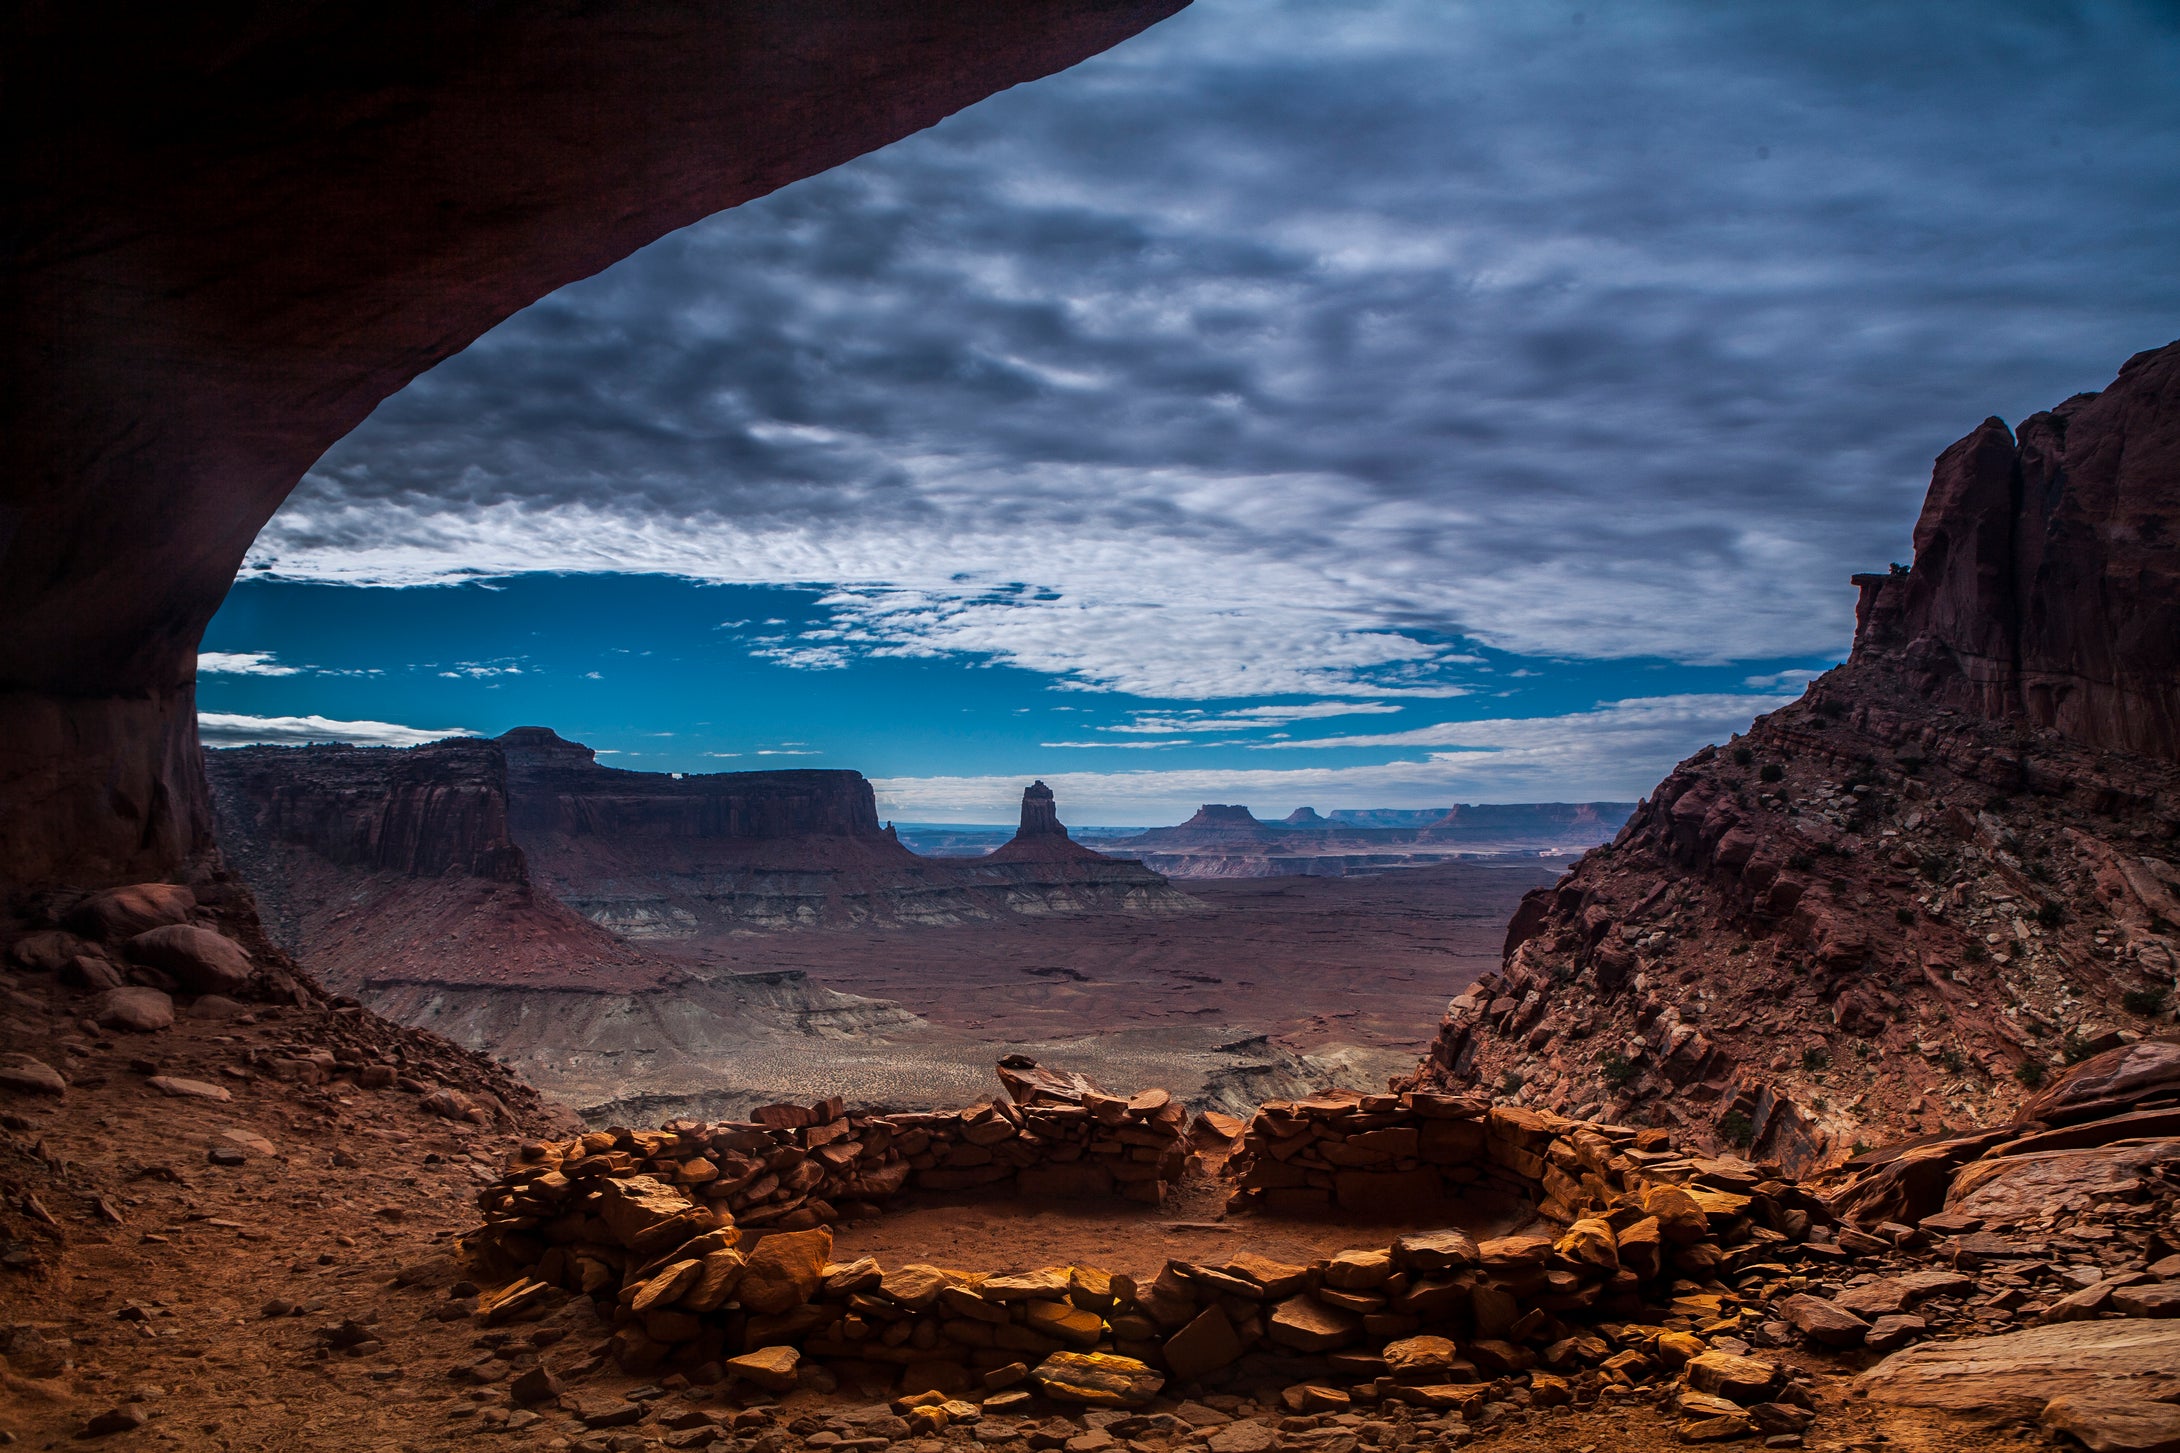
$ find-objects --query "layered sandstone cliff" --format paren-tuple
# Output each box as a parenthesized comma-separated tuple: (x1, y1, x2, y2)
(208, 733, 1194, 955)
(1407, 341, 2180, 1171)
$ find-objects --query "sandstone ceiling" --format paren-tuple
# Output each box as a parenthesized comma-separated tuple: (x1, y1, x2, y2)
(0, 0, 1188, 888)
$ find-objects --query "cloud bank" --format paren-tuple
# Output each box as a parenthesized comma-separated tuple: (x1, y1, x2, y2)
(875, 691, 1796, 822)
(244, 0, 2180, 704)
(197, 714, 475, 749)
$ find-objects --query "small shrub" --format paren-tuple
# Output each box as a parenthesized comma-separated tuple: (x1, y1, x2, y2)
(1898, 756, 1924, 776)
(1919, 852, 1953, 883)
(2123, 986, 2170, 1017)
(2027, 860, 2054, 885)
(1801, 1046, 1831, 1072)
(1497, 1070, 1525, 1096)
(2036, 901, 2065, 929)
(1895, 906, 1917, 925)
(1963, 940, 1989, 963)
(1787, 851, 1815, 872)
(1854, 1041, 1872, 1060)
(1596, 1051, 1638, 1088)
(2014, 1059, 2048, 1088)
(1759, 763, 1785, 783)
(2062, 1033, 2095, 1064)
(1717, 1110, 1754, 1148)
(1940, 1047, 1966, 1073)
(1733, 746, 1754, 767)
(1850, 1140, 1874, 1159)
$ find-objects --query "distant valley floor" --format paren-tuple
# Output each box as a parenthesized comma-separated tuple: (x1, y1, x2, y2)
(612, 857, 1566, 1118)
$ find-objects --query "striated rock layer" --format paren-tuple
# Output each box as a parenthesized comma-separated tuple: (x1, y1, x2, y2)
(205, 734, 1197, 1111)
(1406, 342, 2180, 1171)
(0, 0, 1188, 892)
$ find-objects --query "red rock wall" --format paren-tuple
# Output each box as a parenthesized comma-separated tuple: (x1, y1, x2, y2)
(0, 0, 1189, 892)
(1862, 342, 2180, 764)
(208, 739, 528, 883)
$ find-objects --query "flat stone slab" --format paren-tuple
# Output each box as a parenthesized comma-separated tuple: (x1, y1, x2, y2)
(147, 1075, 231, 1101)
(2041, 1391, 2180, 1453)
(1857, 1319, 2180, 1421)
(1945, 1139, 2180, 1227)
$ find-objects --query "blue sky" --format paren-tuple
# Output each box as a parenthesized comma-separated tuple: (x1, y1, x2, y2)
(201, 1, 2180, 823)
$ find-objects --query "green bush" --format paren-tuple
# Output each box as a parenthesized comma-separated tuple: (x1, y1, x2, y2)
(1895, 906, 1917, 925)
(2036, 901, 2065, 929)
(1497, 1070, 1525, 1096)
(1717, 1110, 1753, 1148)
(2014, 1059, 2048, 1088)
(2123, 986, 2170, 1017)
(1733, 746, 1754, 767)
(1801, 1046, 1831, 1072)
(2062, 1034, 2096, 1064)
(1963, 940, 1988, 963)
(1595, 1051, 1638, 1088)
(1940, 1047, 1966, 1073)
(1759, 763, 1785, 783)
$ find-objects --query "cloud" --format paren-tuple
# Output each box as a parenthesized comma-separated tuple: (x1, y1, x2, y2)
(197, 651, 300, 677)
(879, 692, 1790, 820)
(1103, 701, 1405, 735)
(1743, 668, 1824, 690)
(197, 713, 474, 748)
(436, 661, 526, 678)
(243, 0, 2180, 702)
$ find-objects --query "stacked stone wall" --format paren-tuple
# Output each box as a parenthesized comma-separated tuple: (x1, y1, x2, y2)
(466, 1071, 1837, 1423)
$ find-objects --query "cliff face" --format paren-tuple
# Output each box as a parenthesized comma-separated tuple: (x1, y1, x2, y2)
(208, 738, 526, 883)
(1408, 342, 2180, 1172)
(1861, 343, 2180, 763)
(0, 0, 1188, 893)
(210, 733, 1195, 950)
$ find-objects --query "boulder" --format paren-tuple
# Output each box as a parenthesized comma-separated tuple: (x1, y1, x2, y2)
(1834, 1269, 1974, 1318)
(1857, 1320, 2180, 1421)
(1683, 1350, 1781, 1404)
(1266, 1295, 1361, 1353)
(7, 930, 80, 973)
(91, 986, 173, 1032)
(1775, 1293, 1868, 1348)
(738, 1228, 833, 1314)
(2022, 1041, 2180, 1127)
(123, 924, 252, 994)
(0, 1052, 67, 1096)
(727, 1345, 801, 1394)
(1946, 1140, 2180, 1227)
(147, 1074, 230, 1101)
(595, 1175, 713, 1257)
(67, 883, 195, 940)
(1162, 1306, 1245, 1382)
(2040, 1391, 2180, 1453)
(1030, 1352, 1164, 1408)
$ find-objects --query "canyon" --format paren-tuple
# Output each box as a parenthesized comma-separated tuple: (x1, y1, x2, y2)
(206, 731, 1206, 1119)
(5, 3, 2180, 1446)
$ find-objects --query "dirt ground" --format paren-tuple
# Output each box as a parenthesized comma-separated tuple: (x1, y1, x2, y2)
(683, 861, 1562, 1057)
(1, 979, 2026, 1453)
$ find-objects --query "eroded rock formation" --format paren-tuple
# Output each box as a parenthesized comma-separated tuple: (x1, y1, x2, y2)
(1408, 341, 2180, 1169)
(0, 0, 1188, 893)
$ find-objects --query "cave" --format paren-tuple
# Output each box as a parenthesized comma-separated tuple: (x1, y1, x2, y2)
(0, 0, 1188, 894)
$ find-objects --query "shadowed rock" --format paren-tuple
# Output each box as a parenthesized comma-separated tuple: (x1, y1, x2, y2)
(0, 0, 1189, 891)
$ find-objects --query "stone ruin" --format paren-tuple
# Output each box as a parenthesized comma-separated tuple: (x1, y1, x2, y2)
(465, 1060, 1846, 1442)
